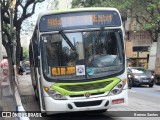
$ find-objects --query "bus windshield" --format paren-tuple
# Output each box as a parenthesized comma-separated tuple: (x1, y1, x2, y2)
(41, 29, 124, 81)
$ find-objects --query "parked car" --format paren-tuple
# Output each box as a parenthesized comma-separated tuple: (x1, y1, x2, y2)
(127, 67, 155, 87)
(23, 67, 30, 74)
(155, 74, 160, 85)
(22, 61, 30, 75)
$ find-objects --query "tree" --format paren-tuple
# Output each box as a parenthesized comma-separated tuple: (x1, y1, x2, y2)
(118, 0, 160, 43)
(71, 0, 160, 73)
(1, 0, 44, 80)
(23, 47, 29, 61)
(72, 0, 133, 9)
(72, 0, 160, 42)
(72, 0, 102, 7)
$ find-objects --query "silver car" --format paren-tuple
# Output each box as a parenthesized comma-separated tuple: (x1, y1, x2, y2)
(127, 67, 154, 87)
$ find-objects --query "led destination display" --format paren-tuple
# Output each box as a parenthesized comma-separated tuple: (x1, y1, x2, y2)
(39, 11, 121, 32)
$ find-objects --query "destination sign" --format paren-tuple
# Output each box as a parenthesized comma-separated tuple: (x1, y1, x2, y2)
(52, 67, 76, 76)
(39, 11, 121, 32)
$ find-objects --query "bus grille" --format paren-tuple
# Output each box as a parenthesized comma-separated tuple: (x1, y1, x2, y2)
(69, 92, 104, 97)
(59, 81, 113, 92)
(74, 100, 102, 107)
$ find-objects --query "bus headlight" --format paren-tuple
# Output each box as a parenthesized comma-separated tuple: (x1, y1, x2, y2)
(44, 87, 67, 100)
(52, 93, 66, 100)
(50, 91, 67, 100)
(111, 89, 120, 94)
(108, 79, 126, 96)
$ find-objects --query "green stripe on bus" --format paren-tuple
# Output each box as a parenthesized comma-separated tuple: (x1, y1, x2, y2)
(50, 77, 120, 96)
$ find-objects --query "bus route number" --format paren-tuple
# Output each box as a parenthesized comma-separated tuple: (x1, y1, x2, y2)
(92, 14, 113, 23)
(48, 18, 61, 27)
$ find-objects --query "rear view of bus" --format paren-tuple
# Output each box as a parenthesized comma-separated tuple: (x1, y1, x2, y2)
(29, 8, 128, 114)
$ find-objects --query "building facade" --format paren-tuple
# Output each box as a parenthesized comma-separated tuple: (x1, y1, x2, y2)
(125, 17, 151, 68)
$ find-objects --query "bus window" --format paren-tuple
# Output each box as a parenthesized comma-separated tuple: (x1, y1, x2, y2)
(104, 32, 118, 55)
(42, 29, 123, 79)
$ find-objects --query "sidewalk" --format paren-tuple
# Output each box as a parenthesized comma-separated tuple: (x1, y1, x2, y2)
(17, 75, 34, 96)
(0, 73, 17, 120)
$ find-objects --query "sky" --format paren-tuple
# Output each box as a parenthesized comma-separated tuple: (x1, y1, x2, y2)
(21, 0, 49, 35)
(20, 0, 73, 48)
(21, 0, 72, 35)
(20, 0, 49, 48)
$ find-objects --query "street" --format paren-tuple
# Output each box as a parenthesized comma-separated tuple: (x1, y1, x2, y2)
(18, 75, 160, 120)
(1, 1, 160, 120)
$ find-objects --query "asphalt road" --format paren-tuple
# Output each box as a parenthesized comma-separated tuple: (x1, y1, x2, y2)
(129, 85, 160, 104)
(20, 83, 160, 120)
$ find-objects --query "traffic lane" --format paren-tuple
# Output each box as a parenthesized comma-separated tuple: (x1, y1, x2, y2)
(21, 95, 116, 120)
(131, 84, 160, 92)
(24, 109, 160, 120)
(29, 112, 116, 120)
(129, 85, 160, 104)
(21, 85, 160, 120)
(21, 94, 160, 120)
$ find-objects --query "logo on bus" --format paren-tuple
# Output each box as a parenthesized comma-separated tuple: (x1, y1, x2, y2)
(84, 92, 91, 98)
(78, 67, 84, 73)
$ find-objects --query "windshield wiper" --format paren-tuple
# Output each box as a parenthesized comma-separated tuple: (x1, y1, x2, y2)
(59, 30, 76, 51)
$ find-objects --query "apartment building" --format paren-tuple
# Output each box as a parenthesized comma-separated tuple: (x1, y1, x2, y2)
(125, 17, 151, 67)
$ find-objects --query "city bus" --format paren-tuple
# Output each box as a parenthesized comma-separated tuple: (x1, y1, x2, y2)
(29, 7, 128, 114)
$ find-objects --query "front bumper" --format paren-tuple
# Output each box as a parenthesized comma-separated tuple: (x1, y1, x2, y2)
(133, 78, 154, 85)
(44, 89, 128, 114)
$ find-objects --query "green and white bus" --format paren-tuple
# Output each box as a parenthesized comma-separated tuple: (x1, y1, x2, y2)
(29, 7, 128, 114)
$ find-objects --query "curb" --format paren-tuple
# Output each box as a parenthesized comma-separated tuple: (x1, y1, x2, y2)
(14, 80, 30, 120)
(16, 106, 30, 120)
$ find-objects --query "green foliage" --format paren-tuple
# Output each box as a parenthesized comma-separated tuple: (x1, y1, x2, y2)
(72, 0, 133, 10)
(1, 0, 45, 66)
(147, 3, 156, 11)
(143, 23, 156, 30)
(71, 0, 160, 41)
(23, 47, 29, 61)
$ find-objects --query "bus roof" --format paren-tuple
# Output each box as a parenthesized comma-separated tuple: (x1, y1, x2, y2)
(31, 7, 122, 36)
(37, 7, 120, 21)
